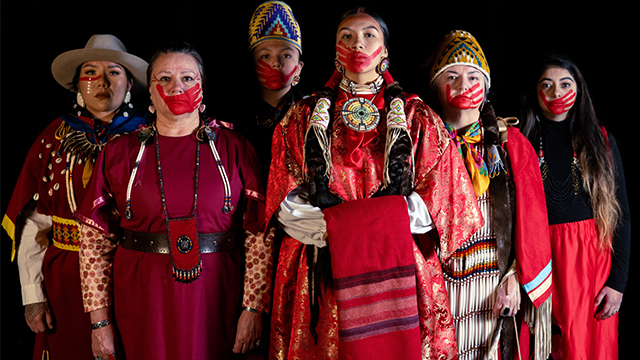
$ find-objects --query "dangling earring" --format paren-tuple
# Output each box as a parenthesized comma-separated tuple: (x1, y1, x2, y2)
(124, 91, 131, 104)
(76, 92, 85, 108)
(292, 76, 300, 87)
(334, 59, 345, 75)
(376, 57, 390, 75)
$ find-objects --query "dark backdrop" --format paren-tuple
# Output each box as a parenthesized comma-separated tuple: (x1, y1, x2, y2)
(1, 1, 634, 358)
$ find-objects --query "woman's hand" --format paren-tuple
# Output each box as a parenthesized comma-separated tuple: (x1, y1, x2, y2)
(91, 325, 117, 359)
(24, 301, 54, 333)
(595, 285, 623, 321)
(493, 273, 519, 317)
(90, 308, 118, 359)
(233, 309, 263, 353)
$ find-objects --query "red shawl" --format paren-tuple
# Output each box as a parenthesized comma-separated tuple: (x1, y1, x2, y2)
(324, 196, 421, 360)
(505, 127, 552, 307)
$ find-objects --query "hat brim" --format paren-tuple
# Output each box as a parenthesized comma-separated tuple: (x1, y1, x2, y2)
(51, 48, 148, 92)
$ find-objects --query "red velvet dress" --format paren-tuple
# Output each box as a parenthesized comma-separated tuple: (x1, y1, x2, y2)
(266, 88, 483, 360)
(77, 123, 270, 359)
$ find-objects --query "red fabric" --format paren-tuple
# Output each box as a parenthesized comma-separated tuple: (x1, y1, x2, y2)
(41, 246, 93, 359)
(504, 127, 552, 307)
(2, 117, 110, 358)
(112, 246, 244, 359)
(266, 91, 482, 360)
(3, 118, 90, 242)
(324, 196, 421, 360)
(549, 219, 618, 360)
(79, 128, 265, 235)
(76, 126, 266, 359)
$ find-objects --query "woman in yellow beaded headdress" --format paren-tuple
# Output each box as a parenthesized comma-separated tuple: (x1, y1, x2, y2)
(428, 29, 553, 360)
(242, 1, 305, 177)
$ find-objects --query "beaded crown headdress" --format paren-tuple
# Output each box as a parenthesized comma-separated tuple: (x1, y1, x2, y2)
(248, 1, 302, 54)
(430, 30, 490, 89)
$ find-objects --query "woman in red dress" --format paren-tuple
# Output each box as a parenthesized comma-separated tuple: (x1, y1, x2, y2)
(77, 41, 273, 360)
(266, 7, 483, 360)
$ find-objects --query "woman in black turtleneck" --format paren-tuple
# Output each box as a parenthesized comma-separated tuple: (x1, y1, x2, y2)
(520, 54, 630, 360)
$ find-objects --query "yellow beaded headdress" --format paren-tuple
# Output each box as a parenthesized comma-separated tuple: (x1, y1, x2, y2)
(430, 30, 490, 89)
(248, 1, 302, 54)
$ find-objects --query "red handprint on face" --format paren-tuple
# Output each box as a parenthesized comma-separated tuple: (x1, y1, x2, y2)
(155, 82, 203, 115)
(446, 83, 484, 109)
(336, 41, 382, 74)
(255, 59, 297, 91)
(539, 89, 576, 115)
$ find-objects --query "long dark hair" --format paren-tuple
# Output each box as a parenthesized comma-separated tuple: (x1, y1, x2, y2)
(520, 54, 620, 249)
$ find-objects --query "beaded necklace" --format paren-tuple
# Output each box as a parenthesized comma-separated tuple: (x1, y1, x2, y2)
(155, 134, 203, 283)
(123, 122, 234, 283)
(537, 119, 580, 216)
(338, 75, 384, 133)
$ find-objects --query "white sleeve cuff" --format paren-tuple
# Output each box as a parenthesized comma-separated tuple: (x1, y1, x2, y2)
(16, 205, 52, 305)
(276, 186, 327, 247)
(405, 191, 434, 234)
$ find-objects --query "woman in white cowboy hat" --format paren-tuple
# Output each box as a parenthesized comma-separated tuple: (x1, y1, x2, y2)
(2, 34, 147, 360)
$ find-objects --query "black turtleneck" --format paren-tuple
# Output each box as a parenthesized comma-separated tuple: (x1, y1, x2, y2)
(538, 116, 630, 293)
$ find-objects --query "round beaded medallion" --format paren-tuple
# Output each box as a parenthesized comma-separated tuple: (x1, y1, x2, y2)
(341, 97, 380, 132)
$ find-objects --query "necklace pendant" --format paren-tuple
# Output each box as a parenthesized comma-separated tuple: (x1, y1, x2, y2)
(341, 97, 380, 132)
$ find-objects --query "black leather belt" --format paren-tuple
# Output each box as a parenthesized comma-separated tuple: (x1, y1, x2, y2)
(120, 229, 243, 254)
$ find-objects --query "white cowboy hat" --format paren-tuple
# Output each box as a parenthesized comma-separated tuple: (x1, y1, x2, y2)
(51, 34, 148, 91)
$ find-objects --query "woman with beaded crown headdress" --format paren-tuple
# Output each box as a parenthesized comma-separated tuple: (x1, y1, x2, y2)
(519, 53, 630, 360)
(1, 34, 148, 360)
(75, 41, 273, 359)
(242, 1, 305, 178)
(427, 29, 553, 360)
(266, 7, 483, 360)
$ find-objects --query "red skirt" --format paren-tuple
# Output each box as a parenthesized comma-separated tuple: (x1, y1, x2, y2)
(36, 246, 93, 360)
(550, 219, 618, 360)
(112, 246, 245, 360)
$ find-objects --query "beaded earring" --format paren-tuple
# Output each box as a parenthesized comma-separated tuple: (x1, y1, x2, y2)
(334, 59, 345, 75)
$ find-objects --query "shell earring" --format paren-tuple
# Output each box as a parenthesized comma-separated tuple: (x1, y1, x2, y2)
(76, 92, 85, 108)
(124, 91, 131, 104)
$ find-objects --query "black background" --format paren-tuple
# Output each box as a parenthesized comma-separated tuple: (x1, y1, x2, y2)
(1, 0, 634, 358)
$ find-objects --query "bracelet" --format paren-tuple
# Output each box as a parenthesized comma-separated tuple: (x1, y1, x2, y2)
(91, 319, 111, 330)
(243, 306, 259, 313)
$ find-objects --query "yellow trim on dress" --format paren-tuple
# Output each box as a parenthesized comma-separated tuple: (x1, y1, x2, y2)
(2, 214, 17, 261)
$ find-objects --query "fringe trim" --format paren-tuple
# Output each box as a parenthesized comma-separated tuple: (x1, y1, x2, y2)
(486, 261, 521, 360)
(525, 294, 552, 360)
(304, 97, 333, 181)
(172, 259, 203, 284)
